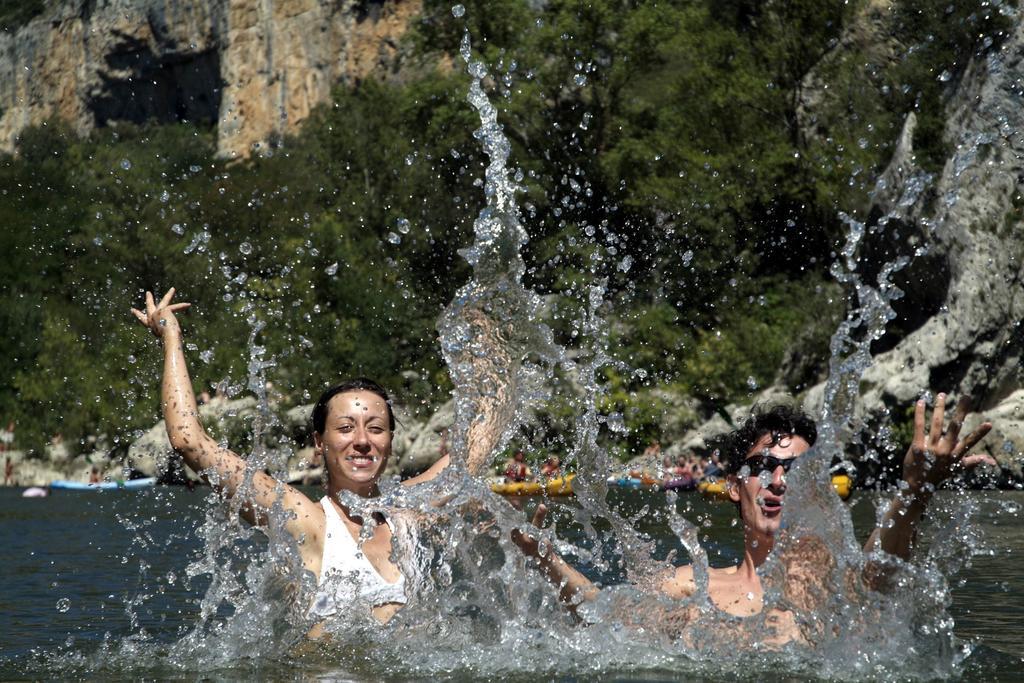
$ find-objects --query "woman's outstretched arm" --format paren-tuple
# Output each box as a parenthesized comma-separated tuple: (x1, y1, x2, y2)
(133, 289, 323, 538)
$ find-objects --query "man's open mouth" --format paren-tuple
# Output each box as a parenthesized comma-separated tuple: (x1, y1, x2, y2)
(345, 455, 379, 466)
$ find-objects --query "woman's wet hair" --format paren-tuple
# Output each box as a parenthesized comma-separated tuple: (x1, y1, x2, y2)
(714, 403, 817, 475)
(311, 378, 396, 434)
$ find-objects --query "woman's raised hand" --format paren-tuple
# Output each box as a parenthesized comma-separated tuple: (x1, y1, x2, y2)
(131, 288, 191, 338)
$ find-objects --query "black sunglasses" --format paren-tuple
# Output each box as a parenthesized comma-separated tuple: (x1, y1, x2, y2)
(742, 453, 799, 476)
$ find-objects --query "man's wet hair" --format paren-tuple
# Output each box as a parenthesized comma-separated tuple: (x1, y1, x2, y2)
(713, 404, 817, 475)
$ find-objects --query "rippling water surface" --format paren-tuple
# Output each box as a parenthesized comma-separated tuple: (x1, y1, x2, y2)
(1, 486, 1022, 680)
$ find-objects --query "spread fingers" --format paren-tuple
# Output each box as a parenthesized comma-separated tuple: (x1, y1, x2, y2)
(930, 393, 946, 442)
(960, 453, 998, 470)
(531, 503, 548, 528)
(956, 422, 992, 456)
(158, 287, 176, 308)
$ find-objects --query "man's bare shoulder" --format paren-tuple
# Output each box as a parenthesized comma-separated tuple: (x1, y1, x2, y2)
(658, 563, 737, 598)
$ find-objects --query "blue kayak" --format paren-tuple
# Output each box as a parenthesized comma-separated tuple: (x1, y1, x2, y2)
(50, 477, 157, 491)
(607, 476, 657, 488)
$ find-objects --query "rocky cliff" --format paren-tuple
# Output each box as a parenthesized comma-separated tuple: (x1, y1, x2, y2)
(660, 4, 1024, 481)
(788, 3, 1023, 476)
(853, 12, 1024, 472)
(0, 0, 419, 159)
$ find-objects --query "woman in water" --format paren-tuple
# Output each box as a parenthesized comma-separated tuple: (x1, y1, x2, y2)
(132, 288, 458, 633)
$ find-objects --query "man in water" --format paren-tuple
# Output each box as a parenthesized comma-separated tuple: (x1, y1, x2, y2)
(514, 394, 994, 620)
(503, 450, 530, 482)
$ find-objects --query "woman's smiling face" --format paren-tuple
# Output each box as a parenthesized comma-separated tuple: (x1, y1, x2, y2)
(315, 390, 393, 496)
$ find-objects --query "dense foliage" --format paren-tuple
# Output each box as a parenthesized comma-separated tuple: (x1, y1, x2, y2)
(0, 0, 1012, 459)
(0, 0, 45, 31)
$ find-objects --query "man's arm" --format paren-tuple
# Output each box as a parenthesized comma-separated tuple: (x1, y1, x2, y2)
(864, 393, 994, 561)
(511, 504, 600, 610)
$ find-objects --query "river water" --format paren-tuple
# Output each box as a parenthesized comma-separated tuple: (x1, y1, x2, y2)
(2, 485, 1021, 680)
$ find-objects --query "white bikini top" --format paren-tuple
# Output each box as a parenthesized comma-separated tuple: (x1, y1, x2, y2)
(308, 498, 407, 619)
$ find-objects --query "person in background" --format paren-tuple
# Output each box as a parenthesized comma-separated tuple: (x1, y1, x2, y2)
(539, 456, 561, 478)
(503, 451, 530, 482)
(0, 421, 13, 453)
(702, 452, 723, 479)
(643, 440, 662, 459)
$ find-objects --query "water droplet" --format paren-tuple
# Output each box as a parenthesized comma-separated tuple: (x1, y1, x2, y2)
(119, 159, 132, 171)
(387, 232, 401, 245)
(606, 413, 626, 434)
(938, 70, 952, 82)
(56, 598, 71, 613)
(451, 4, 465, 17)
(239, 242, 253, 255)
(573, 73, 587, 86)
(171, 223, 184, 235)
(617, 255, 633, 272)
(397, 218, 411, 234)
(681, 249, 694, 266)
(159, 190, 170, 203)
(325, 262, 338, 275)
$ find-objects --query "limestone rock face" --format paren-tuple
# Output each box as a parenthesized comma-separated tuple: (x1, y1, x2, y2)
(126, 395, 257, 478)
(852, 22, 1024, 422)
(7, 457, 65, 488)
(962, 390, 1024, 476)
(0, 0, 419, 158)
(794, 15, 1024, 474)
(797, 0, 901, 147)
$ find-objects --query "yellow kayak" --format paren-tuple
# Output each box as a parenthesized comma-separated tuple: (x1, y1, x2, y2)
(699, 474, 852, 501)
(491, 474, 575, 496)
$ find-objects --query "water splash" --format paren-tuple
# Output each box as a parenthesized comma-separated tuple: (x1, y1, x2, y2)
(742, 165, 983, 679)
(434, 32, 564, 481)
(25, 13, 1016, 682)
